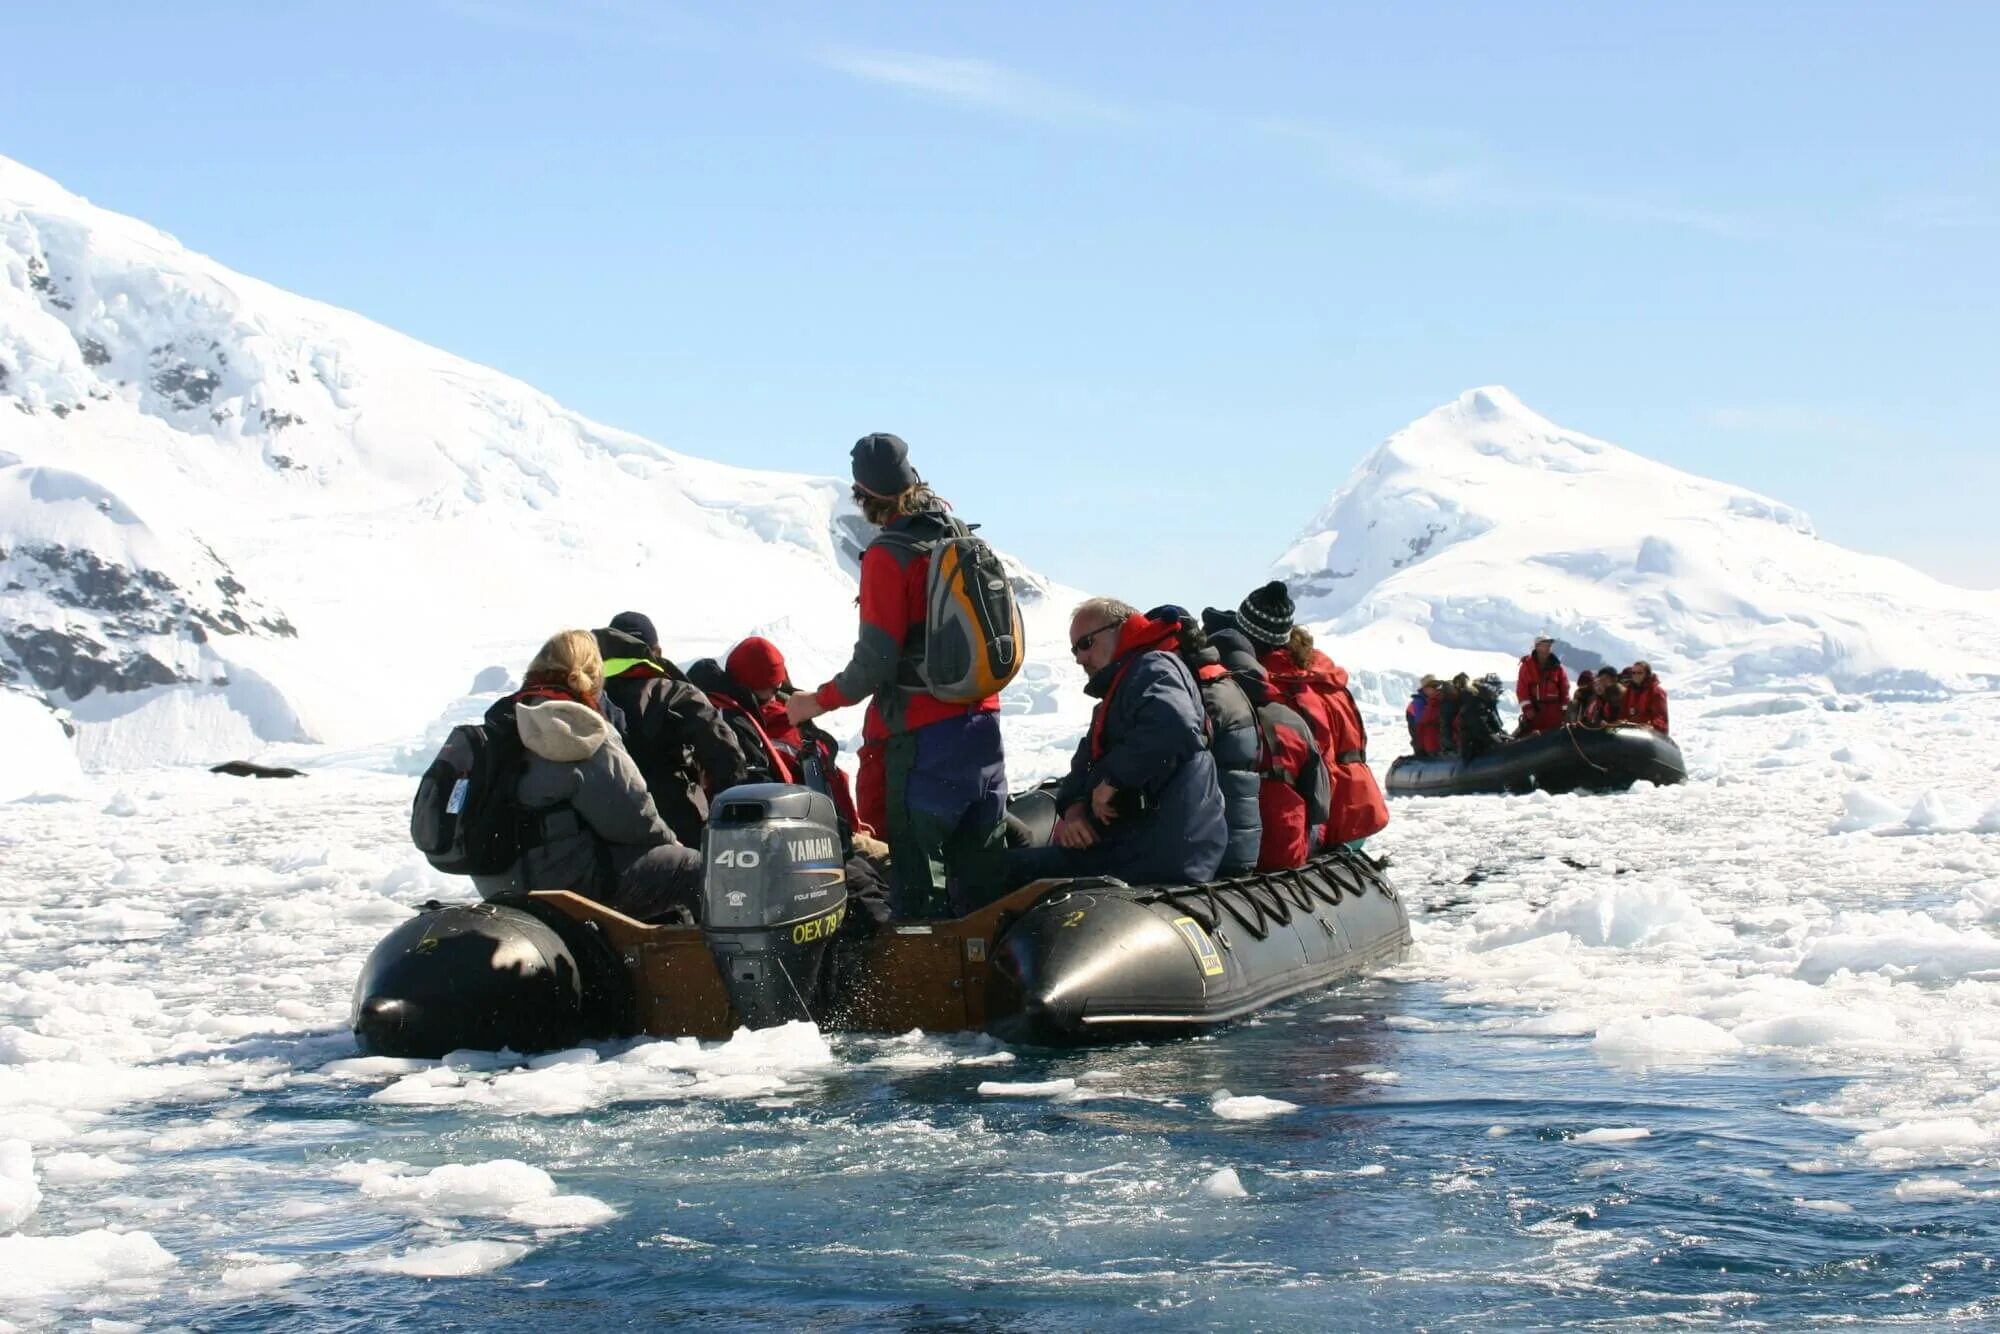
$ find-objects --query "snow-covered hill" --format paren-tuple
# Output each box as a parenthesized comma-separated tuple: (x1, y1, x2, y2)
(0, 155, 1083, 777)
(1273, 387, 2000, 703)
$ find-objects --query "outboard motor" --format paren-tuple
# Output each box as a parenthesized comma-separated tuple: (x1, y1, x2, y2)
(702, 783, 848, 1030)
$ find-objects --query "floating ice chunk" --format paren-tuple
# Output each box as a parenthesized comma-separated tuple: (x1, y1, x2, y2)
(1485, 1125, 1512, 1138)
(0, 1229, 176, 1299)
(1797, 911, 2000, 984)
(1732, 1010, 1900, 1049)
(0, 1140, 39, 1230)
(1350, 1163, 1387, 1176)
(1830, 741, 1888, 769)
(1978, 802, 2000, 835)
(1903, 790, 1984, 833)
(38, 1152, 134, 1184)
(1893, 1177, 1966, 1201)
(1592, 1015, 1742, 1057)
(1795, 1198, 1853, 1213)
(101, 791, 140, 818)
(365, 1240, 530, 1277)
(218, 1261, 305, 1292)
(507, 1195, 617, 1229)
(358, 1160, 555, 1216)
(1210, 1090, 1300, 1120)
(1571, 1127, 1651, 1144)
(976, 1079, 1076, 1097)
(1201, 1167, 1248, 1198)
(1830, 786, 1905, 833)
(1475, 882, 1723, 951)
(1856, 1117, 1994, 1163)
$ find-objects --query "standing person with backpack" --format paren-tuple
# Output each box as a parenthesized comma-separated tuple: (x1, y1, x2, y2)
(413, 630, 703, 923)
(1235, 582, 1389, 850)
(785, 434, 1017, 918)
(592, 611, 748, 847)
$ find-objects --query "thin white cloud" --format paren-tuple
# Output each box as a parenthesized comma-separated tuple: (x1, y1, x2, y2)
(1260, 118, 1743, 235)
(817, 47, 1132, 125)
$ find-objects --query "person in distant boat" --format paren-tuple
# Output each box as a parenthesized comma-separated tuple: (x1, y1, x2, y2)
(471, 630, 703, 923)
(1515, 635, 1570, 736)
(785, 433, 1009, 917)
(1567, 670, 1597, 724)
(593, 612, 748, 847)
(1233, 582, 1388, 849)
(1580, 671, 1625, 727)
(1406, 675, 1444, 758)
(1458, 674, 1509, 761)
(1620, 661, 1670, 735)
(1005, 598, 1227, 888)
(1438, 674, 1470, 756)
(1201, 608, 1333, 871)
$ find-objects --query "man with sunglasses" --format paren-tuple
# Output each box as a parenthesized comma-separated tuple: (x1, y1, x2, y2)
(1005, 598, 1227, 889)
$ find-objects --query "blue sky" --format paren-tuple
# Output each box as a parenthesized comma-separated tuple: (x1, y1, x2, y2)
(4, 1, 1995, 607)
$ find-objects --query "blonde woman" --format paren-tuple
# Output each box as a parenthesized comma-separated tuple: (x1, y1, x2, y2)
(471, 629, 704, 922)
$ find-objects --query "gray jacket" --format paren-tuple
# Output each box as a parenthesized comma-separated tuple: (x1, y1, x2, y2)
(471, 695, 677, 900)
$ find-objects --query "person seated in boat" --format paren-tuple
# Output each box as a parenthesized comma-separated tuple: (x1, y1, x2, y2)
(687, 639, 893, 923)
(1231, 582, 1388, 850)
(593, 612, 749, 848)
(472, 629, 704, 923)
(1149, 605, 1263, 877)
(1580, 671, 1625, 727)
(1515, 635, 1570, 736)
(1406, 676, 1443, 757)
(1620, 660, 1670, 734)
(1005, 599, 1227, 889)
(1201, 608, 1333, 871)
(1566, 670, 1597, 724)
(1440, 674, 1473, 755)
(1458, 674, 1510, 761)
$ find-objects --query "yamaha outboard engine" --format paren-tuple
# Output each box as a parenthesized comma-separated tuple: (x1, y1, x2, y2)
(702, 783, 848, 1029)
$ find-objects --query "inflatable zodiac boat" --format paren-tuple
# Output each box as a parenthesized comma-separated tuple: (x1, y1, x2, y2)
(352, 784, 1411, 1057)
(1386, 723, 1685, 798)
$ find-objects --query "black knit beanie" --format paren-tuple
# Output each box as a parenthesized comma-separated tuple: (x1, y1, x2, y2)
(1238, 580, 1295, 647)
(850, 432, 922, 498)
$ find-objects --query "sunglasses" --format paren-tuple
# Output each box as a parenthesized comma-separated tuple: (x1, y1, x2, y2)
(1071, 623, 1120, 656)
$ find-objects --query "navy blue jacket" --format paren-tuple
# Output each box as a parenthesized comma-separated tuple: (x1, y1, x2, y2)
(1050, 639, 1227, 886)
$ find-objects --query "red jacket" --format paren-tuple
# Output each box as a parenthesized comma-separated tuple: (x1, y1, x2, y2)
(1260, 647, 1389, 846)
(1253, 699, 1331, 871)
(1621, 677, 1669, 734)
(1406, 694, 1443, 756)
(812, 511, 1001, 743)
(1516, 654, 1570, 734)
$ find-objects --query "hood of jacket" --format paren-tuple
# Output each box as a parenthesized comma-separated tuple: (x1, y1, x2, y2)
(516, 696, 612, 763)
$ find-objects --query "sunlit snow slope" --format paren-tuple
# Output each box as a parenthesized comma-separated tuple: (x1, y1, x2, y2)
(1273, 387, 2000, 701)
(0, 155, 1080, 775)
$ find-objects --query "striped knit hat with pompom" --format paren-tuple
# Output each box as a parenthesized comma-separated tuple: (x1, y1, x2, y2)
(1237, 580, 1295, 648)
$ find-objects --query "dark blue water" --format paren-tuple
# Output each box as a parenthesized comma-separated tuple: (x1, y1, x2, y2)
(113, 974, 1998, 1331)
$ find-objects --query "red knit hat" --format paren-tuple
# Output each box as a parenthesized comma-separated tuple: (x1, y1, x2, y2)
(726, 636, 789, 692)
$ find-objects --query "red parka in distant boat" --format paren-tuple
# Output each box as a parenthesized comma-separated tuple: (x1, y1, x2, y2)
(1515, 651, 1570, 736)
(1621, 672, 1670, 735)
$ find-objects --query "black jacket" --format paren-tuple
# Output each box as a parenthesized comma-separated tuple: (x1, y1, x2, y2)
(1459, 693, 1507, 760)
(593, 628, 748, 846)
(1175, 636, 1262, 875)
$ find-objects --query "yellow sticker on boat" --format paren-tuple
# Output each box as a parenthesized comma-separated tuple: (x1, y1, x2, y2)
(1172, 915, 1226, 977)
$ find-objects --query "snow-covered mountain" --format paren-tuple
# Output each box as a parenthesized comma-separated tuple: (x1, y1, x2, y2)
(0, 155, 1080, 777)
(1273, 387, 2000, 702)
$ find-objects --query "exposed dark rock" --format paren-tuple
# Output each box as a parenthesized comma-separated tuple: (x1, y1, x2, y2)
(0, 361, 11, 392)
(259, 408, 303, 431)
(2, 625, 184, 698)
(79, 337, 111, 367)
(152, 360, 222, 409)
(50, 404, 70, 419)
